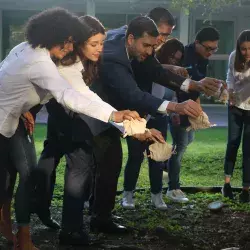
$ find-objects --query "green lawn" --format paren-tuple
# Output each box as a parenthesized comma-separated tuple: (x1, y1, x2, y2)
(34, 124, 243, 201)
(32, 124, 250, 249)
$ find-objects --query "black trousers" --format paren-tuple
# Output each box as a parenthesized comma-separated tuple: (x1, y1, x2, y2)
(224, 105, 250, 187)
(90, 127, 122, 221)
(0, 120, 37, 225)
(34, 115, 94, 232)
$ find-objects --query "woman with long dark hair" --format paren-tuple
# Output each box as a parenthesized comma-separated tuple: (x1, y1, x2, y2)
(222, 30, 250, 202)
(156, 38, 184, 65)
(32, 15, 160, 246)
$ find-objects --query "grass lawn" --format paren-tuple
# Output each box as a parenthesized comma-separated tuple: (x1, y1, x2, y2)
(12, 124, 249, 250)
(34, 124, 243, 202)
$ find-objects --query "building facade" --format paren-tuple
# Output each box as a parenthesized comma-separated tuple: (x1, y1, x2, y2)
(0, 0, 249, 80)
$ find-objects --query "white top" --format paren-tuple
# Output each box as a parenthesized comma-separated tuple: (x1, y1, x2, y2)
(57, 60, 117, 115)
(0, 42, 115, 137)
(58, 60, 125, 134)
(226, 50, 250, 110)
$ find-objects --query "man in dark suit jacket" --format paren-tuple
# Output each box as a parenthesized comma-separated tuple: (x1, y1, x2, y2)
(122, 7, 183, 211)
(90, 16, 221, 233)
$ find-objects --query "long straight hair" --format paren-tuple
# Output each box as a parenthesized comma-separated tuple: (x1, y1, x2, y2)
(60, 15, 105, 85)
(234, 30, 250, 72)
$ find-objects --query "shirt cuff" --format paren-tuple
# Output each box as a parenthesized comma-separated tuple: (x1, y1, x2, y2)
(109, 121, 125, 134)
(157, 101, 169, 114)
(180, 79, 191, 93)
(226, 82, 234, 89)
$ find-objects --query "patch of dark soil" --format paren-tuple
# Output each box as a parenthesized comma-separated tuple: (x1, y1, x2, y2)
(1, 204, 250, 250)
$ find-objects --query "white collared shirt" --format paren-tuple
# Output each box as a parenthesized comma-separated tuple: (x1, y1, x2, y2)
(57, 60, 125, 134)
(0, 42, 115, 137)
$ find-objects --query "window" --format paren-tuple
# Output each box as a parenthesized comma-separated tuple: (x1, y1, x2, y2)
(3, 10, 37, 57)
(96, 14, 126, 29)
(195, 20, 234, 55)
(207, 60, 228, 80)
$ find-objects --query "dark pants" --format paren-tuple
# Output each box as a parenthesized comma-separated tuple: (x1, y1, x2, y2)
(34, 116, 65, 216)
(0, 136, 10, 208)
(0, 120, 37, 225)
(123, 115, 168, 194)
(62, 142, 94, 231)
(34, 115, 94, 232)
(168, 122, 194, 190)
(224, 105, 250, 187)
(90, 127, 122, 221)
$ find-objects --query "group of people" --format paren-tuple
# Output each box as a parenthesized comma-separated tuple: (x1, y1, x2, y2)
(0, 4, 249, 250)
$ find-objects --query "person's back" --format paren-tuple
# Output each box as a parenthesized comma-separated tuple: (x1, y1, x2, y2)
(0, 42, 53, 137)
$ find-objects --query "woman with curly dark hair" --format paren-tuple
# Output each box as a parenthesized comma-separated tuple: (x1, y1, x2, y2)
(0, 9, 141, 250)
(156, 38, 184, 65)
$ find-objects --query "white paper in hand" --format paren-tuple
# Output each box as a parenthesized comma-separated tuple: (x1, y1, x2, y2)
(146, 142, 174, 162)
(187, 111, 215, 131)
(123, 118, 147, 137)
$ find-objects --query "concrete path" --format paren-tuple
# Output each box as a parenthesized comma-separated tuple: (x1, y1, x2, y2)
(202, 104, 227, 127)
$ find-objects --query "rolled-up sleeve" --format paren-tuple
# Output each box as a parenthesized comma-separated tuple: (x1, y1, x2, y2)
(226, 51, 235, 90)
(58, 63, 118, 112)
(29, 60, 115, 123)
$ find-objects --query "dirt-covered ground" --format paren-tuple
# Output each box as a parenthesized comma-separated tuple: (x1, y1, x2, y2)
(1, 197, 250, 250)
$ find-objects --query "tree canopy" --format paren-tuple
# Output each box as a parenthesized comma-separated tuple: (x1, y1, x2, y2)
(170, 0, 241, 15)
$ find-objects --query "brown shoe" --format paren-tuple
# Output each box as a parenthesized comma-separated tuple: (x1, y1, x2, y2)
(0, 199, 16, 243)
(15, 225, 39, 250)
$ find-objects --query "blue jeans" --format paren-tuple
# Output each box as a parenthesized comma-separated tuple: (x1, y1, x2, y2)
(168, 123, 194, 190)
(123, 115, 168, 194)
(224, 105, 250, 187)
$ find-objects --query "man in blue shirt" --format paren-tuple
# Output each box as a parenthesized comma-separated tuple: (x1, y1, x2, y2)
(167, 27, 220, 202)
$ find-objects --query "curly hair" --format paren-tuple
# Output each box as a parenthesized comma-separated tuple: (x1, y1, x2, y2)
(60, 15, 105, 85)
(156, 38, 184, 65)
(25, 7, 88, 49)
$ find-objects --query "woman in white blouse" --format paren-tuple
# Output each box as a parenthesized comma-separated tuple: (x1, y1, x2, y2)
(0, 8, 141, 250)
(31, 15, 163, 247)
(222, 30, 250, 203)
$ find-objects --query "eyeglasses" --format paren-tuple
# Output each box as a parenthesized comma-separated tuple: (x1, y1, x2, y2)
(200, 43, 218, 53)
(159, 32, 171, 41)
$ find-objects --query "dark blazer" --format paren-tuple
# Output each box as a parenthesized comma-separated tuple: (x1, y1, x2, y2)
(92, 26, 163, 117)
(45, 99, 93, 142)
(131, 53, 187, 94)
(106, 26, 187, 94)
(184, 43, 208, 81)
